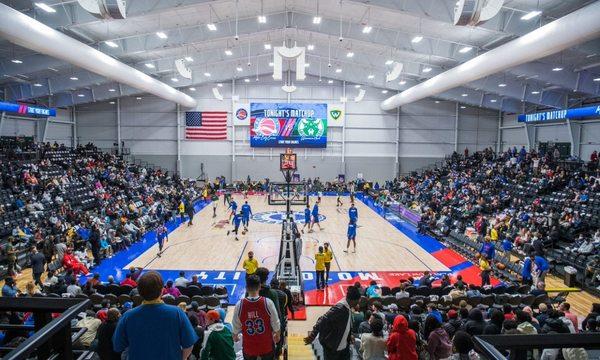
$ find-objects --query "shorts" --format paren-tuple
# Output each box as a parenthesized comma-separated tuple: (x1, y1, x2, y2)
(348, 235, 356, 240)
(312, 216, 319, 223)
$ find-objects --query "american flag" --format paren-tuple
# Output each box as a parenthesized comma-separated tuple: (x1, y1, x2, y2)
(185, 111, 228, 140)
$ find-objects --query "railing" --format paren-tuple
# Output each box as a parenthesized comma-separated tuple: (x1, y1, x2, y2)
(0, 297, 92, 360)
(473, 334, 600, 360)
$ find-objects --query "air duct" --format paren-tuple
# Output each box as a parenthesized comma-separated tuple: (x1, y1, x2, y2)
(0, 3, 196, 108)
(381, 1, 600, 111)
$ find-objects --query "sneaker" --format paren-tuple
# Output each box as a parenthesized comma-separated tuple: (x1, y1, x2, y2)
(301, 229, 304, 234)
(352, 250, 356, 253)
(227, 230, 230, 236)
(235, 237, 239, 241)
(343, 249, 348, 253)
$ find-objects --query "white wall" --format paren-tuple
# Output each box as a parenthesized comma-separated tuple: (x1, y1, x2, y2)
(73, 75, 502, 181)
(0, 108, 73, 145)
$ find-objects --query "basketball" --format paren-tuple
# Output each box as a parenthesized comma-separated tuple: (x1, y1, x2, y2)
(496, 263, 506, 270)
(475, 253, 481, 259)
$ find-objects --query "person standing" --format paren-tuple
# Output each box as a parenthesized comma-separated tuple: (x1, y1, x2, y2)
(227, 199, 238, 222)
(304, 286, 362, 360)
(30, 246, 46, 287)
(479, 254, 492, 287)
(211, 192, 219, 218)
(113, 271, 198, 360)
(302, 204, 311, 233)
(310, 201, 323, 232)
(323, 243, 333, 287)
(96, 308, 121, 360)
(241, 201, 253, 232)
(348, 203, 358, 225)
(186, 199, 195, 226)
(156, 222, 168, 257)
(233, 275, 281, 360)
(315, 246, 326, 290)
(242, 251, 259, 281)
(344, 220, 357, 253)
(5, 237, 17, 276)
(534, 254, 549, 282)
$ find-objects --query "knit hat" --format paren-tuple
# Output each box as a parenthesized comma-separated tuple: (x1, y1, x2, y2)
(206, 310, 221, 322)
(447, 309, 458, 319)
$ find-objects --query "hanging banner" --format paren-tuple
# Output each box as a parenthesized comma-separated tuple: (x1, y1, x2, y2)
(232, 102, 250, 126)
(0, 101, 56, 117)
(518, 105, 600, 123)
(327, 103, 345, 127)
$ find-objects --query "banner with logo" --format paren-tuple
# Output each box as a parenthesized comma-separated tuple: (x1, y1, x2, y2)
(327, 103, 345, 127)
(0, 101, 56, 117)
(232, 102, 250, 125)
(250, 103, 327, 148)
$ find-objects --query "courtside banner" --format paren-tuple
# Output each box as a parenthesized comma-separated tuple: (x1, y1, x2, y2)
(327, 103, 345, 127)
(232, 102, 250, 126)
(250, 103, 327, 148)
(0, 101, 56, 117)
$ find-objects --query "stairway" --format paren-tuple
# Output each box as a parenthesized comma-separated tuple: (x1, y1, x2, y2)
(287, 334, 315, 360)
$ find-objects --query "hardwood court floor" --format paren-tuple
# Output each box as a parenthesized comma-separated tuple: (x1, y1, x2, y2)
(126, 195, 450, 273)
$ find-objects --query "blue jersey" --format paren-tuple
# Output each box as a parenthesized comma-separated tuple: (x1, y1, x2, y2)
(522, 258, 532, 280)
(312, 204, 319, 217)
(241, 204, 252, 218)
(534, 256, 549, 272)
(349, 207, 358, 221)
(229, 201, 238, 211)
(233, 214, 243, 227)
(347, 223, 357, 238)
(479, 242, 495, 260)
(304, 208, 311, 222)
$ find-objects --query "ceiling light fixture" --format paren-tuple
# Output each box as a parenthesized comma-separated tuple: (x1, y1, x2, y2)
(171, 78, 179, 82)
(521, 10, 542, 20)
(77, 94, 85, 97)
(461, 93, 468, 97)
(70, 76, 78, 80)
(236, 67, 243, 72)
(189, 87, 196, 91)
(258, 15, 266, 23)
(498, 83, 507, 87)
(225, 49, 233, 56)
(156, 31, 168, 39)
(307, 44, 315, 51)
(244, 78, 250, 82)
(460, 106, 466, 109)
(411, 35, 423, 43)
(33, 83, 43, 87)
(105, 41, 118, 48)
(136, 97, 142, 100)
(354, 84, 361, 88)
(264, 43, 271, 50)
(207, 23, 217, 31)
(109, 101, 115, 104)
(268, 62, 274, 67)
(184, 56, 194, 62)
(346, 52, 354, 58)
(328, 80, 333, 84)
(593, 77, 600, 82)
(313, 16, 322, 24)
(399, 80, 406, 85)
(304, 63, 310, 68)
(11, 59, 23, 64)
(368, 74, 374, 79)
(108, 88, 116, 92)
(362, 25, 372, 34)
(552, 67, 563, 71)
(217, 83, 223, 87)
(381, 90, 388, 94)
(490, 99, 497, 103)
(204, 72, 211, 77)
(145, 63, 155, 69)
(335, 68, 342, 73)
(459, 46, 472, 53)
(34, 2, 56, 13)
(422, 67, 432, 73)
(531, 90, 540, 94)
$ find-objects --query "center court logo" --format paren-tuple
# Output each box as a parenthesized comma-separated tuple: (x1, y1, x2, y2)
(252, 211, 326, 224)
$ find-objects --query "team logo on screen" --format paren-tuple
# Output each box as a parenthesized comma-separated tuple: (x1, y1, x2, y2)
(252, 211, 326, 224)
(297, 118, 325, 138)
(253, 118, 280, 137)
(236, 108, 248, 120)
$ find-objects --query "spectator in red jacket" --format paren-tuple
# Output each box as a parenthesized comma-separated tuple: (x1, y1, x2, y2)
(120, 273, 137, 288)
(387, 315, 417, 360)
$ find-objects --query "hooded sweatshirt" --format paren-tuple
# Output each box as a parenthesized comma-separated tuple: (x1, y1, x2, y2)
(201, 323, 236, 360)
(387, 315, 417, 360)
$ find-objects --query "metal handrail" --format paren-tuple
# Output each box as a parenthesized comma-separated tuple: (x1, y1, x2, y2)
(1, 298, 91, 360)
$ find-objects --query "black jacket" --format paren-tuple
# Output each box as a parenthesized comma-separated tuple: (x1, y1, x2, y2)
(30, 253, 45, 275)
(309, 301, 352, 351)
(96, 320, 121, 360)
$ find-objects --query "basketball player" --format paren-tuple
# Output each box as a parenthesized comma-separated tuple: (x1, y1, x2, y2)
(227, 199, 238, 222)
(224, 190, 231, 206)
(309, 200, 323, 233)
(233, 275, 281, 360)
(336, 189, 343, 208)
(227, 211, 243, 241)
(323, 243, 333, 287)
(348, 202, 358, 225)
(241, 201, 253, 231)
(211, 192, 219, 218)
(301, 204, 311, 234)
(156, 222, 168, 257)
(344, 219, 357, 253)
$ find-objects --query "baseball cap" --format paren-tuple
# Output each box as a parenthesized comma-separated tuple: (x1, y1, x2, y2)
(206, 310, 221, 322)
(448, 309, 458, 318)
